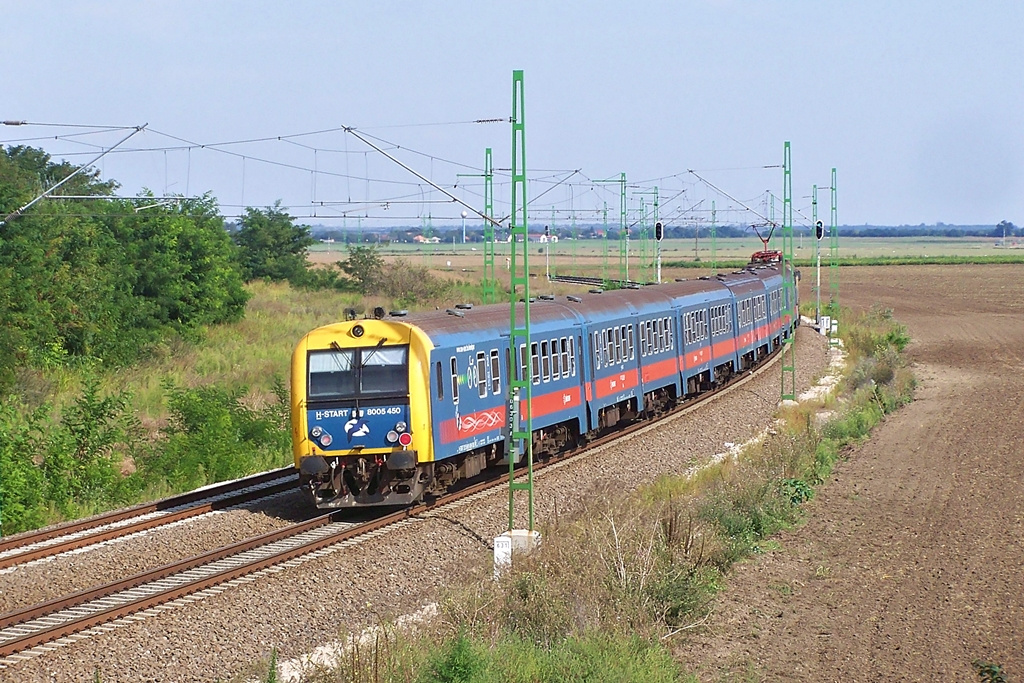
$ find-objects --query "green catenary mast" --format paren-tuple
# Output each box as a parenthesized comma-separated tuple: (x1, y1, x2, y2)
(482, 148, 497, 303)
(618, 173, 627, 284)
(635, 187, 659, 283)
(638, 198, 649, 283)
(710, 200, 717, 276)
(813, 184, 820, 325)
(506, 70, 534, 532)
(571, 189, 579, 276)
(828, 167, 840, 346)
(548, 207, 556, 280)
(602, 202, 609, 286)
(781, 141, 797, 402)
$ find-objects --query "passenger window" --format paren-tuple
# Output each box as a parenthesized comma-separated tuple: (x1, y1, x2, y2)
(541, 340, 550, 382)
(551, 338, 561, 378)
(450, 357, 459, 405)
(531, 342, 540, 384)
(519, 344, 528, 383)
(436, 361, 443, 400)
(477, 351, 487, 398)
(491, 349, 501, 395)
(560, 338, 569, 378)
(628, 326, 634, 360)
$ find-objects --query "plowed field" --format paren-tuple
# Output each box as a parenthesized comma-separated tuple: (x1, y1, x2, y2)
(680, 264, 1024, 681)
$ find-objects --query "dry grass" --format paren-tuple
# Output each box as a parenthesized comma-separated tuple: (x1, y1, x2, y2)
(20, 281, 363, 426)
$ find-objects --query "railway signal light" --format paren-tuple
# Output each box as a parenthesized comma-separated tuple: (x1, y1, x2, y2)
(815, 220, 824, 240)
(655, 221, 664, 241)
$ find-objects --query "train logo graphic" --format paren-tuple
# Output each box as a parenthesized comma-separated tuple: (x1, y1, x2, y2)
(344, 410, 371, 442)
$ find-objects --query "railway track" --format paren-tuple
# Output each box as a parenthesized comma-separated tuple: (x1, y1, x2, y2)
(0, 343, 784, 665)
(0, 467, 297, 571)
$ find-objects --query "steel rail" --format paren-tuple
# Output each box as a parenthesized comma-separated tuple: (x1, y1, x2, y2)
(0, 468, 296, 558)
(0, 479, 297, 570)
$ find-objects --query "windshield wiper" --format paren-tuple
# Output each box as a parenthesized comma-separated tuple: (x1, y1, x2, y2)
(358, 337, 388, 369)
(328, 341, 352, 373)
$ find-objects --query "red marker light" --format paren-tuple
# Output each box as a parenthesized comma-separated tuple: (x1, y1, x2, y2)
(398, 432, 412, 447)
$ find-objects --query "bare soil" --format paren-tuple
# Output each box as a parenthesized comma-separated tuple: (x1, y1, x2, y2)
(678, 264, 1024, 681)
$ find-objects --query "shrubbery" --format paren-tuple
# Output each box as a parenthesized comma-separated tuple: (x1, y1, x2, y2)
(135, 380, 291, 492)
(232, 202, 315, 284)
(0, 379, 290, 535)
(0, 147, 250, 391)
(0, 380, 142, 534)
(296, 244, 458, 307)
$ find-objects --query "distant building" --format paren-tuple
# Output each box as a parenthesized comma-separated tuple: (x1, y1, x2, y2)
(504, 234, 558, 243)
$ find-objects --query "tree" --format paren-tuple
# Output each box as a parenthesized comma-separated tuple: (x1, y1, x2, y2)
(0, 147, 129, 380)
(995, 220, 1018, 241)
(107, 193, 250, 331)
(339, 244, 385, 293)
(233, 201, 314, 283)
(0, 145, 252, 389)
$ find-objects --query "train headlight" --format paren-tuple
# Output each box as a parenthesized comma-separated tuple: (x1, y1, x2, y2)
(386, 430, 399, 443)
(319, 432, 333, 447)
(352, 324, 365, 338)
(310, 426, 323, 438)
(398, 432, 412, 447)
(395, 421, 407, 433)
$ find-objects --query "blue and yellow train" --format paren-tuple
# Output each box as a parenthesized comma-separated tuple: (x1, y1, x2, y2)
(290, 261, 796, 508)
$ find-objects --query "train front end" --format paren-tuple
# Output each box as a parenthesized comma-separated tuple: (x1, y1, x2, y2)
(290, 318, 434, 508)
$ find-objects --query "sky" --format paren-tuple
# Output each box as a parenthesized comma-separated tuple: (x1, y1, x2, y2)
(2, 1, 1022, 229)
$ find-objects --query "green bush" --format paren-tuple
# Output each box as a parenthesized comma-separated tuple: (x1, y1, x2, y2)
(133, 378, 288, 491)
(233, 202, 315, 284)
(0, 398, 51, 534)
(418, 632, 485, 683)
(135, 380, 290, 492)
(0, 380, 143, 533)
(417, 632, 681, 683)
(41, 379, 142, 516)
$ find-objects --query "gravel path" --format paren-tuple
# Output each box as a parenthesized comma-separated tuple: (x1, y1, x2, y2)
(6, 327, 829, 683)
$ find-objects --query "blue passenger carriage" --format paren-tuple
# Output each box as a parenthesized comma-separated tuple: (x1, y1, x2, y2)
(290, 260, 796, 510)
(662, 278, 735, 396)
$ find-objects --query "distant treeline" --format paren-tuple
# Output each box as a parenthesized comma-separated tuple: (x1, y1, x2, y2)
(827, 222, 1019, 238)
(308, 221, 1020, 243)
